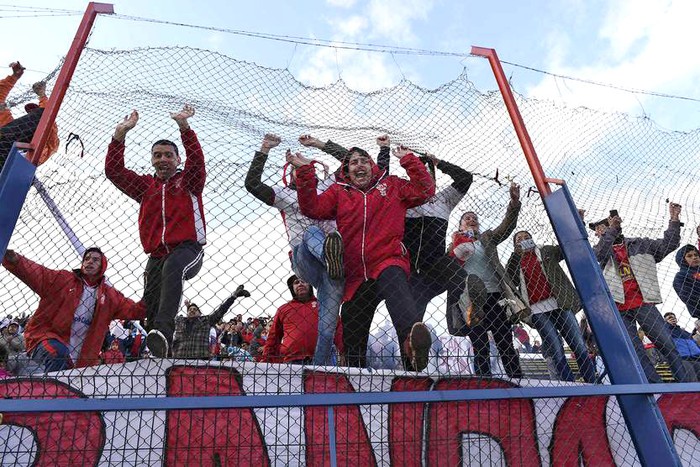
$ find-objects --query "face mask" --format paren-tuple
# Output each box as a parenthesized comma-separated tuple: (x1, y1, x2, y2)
(461, 229, 475, 238)
(518, 238, 536, 251)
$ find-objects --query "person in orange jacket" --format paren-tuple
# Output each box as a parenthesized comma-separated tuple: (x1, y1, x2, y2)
(0, 68, 59, 168)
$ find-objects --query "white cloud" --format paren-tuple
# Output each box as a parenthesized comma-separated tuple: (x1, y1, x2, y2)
(326, 0, 358, 8)
(294, 0, 435, 92)
(527, 0, 700, 126)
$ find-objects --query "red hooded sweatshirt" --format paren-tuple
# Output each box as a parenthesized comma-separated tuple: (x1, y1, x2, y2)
(296, 152, 435, 302)
(2, 250, 146, 367)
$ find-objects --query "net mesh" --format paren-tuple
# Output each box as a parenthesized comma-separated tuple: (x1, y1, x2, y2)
(0, 16, 699, 467)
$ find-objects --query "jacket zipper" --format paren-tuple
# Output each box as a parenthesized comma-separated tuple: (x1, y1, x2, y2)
(361, 192, 368, 280)
(161, 183, 169, 253)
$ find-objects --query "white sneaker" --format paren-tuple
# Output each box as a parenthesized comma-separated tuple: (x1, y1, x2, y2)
(146, 330, 169, 358)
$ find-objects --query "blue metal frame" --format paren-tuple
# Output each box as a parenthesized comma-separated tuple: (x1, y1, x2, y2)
(544, 184, 683, 466)
(0, 145, 37, 259)
(2, 382, 699, 413)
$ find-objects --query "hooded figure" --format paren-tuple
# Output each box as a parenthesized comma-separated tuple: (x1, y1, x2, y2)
(262, 275, 342, 364)
(1, 248, 146, 370)
(673, 244, 700, 319)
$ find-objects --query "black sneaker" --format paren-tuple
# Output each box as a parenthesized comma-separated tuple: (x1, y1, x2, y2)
(409, 322, 431, 372)
(323, 231, 344, 280)
(146, 330, 169, 358)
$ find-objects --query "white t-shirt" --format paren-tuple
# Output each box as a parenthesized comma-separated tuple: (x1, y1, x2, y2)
(70, 285, 97, 363)
(272, 178, 336, 248)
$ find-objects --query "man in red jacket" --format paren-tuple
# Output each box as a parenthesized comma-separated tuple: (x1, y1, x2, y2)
(2, 248, 145, 372)
(295, 145, 435, 371)
(262, 275, 343, 364)
(105, 105, 205, 358)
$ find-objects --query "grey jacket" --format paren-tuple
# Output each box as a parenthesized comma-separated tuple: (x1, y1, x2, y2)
(593, 221, 681, 304)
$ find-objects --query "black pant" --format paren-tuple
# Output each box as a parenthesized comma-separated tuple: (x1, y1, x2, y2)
(341, 266, 422, 370)
(144, 241, 204, 344)
(468, 292, 522, 378)
(410, 255, 467, 332)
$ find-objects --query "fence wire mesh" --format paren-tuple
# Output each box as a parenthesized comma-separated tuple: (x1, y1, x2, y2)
(0, 15, 699, 467)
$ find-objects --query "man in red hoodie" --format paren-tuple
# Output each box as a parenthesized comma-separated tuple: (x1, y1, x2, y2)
(262, 275, 343, 364)
(105, 105, 206, 358)
(295, 145, 435, 371)
(2, 248, 145, 372)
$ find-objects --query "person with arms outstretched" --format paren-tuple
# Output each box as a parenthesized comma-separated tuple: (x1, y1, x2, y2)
(105, 105, 206, 358)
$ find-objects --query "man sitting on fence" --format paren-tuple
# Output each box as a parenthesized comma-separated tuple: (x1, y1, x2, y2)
(591, 203, 691, 383)
(1, 248, 145, 372)
(105, 105, 206, 358)
(172, 285, 250, 359)
(245, 133, 343, 365)
(0, 62, 59, 168)
(449, 183, 526, 379)
(294, 144, 435, 371)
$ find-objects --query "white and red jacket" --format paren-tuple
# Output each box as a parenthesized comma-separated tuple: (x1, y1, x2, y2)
(105, 129, 206, 258)
(2, 254, 145, 368)
(296, 153, 435, 302)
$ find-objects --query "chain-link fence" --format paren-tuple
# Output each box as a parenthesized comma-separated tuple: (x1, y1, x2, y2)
(0, 11, 699, 466)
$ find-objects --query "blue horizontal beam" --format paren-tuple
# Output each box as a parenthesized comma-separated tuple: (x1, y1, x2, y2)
(2, 383, 699, 413)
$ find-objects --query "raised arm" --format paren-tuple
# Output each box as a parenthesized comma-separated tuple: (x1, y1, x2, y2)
(433, 155, 473, 194)
(593, 215, 621, 266)
(294, 157, 339, 220)
(209, 285, 251, 325)
(376, 135, 390, 172)
(489, 183, 522, 245)
(393, 146, 435, 207)
(105, 110, 150, 200)
(2, 250, 60, 297)
(170, 105, 206, 195)
(245, 134, 280, 206)
(649, 203, 682, 262)
(299, 134, 390, 171)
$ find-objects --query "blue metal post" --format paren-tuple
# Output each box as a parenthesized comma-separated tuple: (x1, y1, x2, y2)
(0, 145, 37, 258)
(544, 184, 681, 466)
(327, 406, 338, 467)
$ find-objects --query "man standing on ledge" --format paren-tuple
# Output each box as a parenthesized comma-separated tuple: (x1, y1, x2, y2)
(105, 105, 206, 358)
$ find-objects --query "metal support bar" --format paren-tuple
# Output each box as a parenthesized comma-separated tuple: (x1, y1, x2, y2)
(471, 43, 683, 466)
(0, 145, 37, 258)
(28, 2, 114, 165)
(470, 46, 551, 197)
(2, 381, 699, 413)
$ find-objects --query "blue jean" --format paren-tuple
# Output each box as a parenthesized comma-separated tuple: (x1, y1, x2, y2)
(292, 226, 344, 365)
(29, 339, 73, 373)
(620, 304, 692, 383)
(530, 309, 597, 383)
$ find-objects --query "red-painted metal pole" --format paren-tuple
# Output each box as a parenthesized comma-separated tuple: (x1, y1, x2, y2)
(28, 2, 114, 165)
(470, 46, 552, 197)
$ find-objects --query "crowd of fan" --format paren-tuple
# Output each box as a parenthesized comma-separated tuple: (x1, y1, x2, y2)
(5, 60, 700, 385)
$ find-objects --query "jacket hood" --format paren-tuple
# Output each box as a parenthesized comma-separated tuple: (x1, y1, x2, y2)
(286, 274, 315, 300)
(338, 148, 385, 188)
(676, 244, 699, 268)
(74, 247, 108, 286)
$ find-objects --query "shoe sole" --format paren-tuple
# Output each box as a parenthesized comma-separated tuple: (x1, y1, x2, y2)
(147, 331, 169, 358)
(410, 322, 431, 372)
(324, 232, 344, 280)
